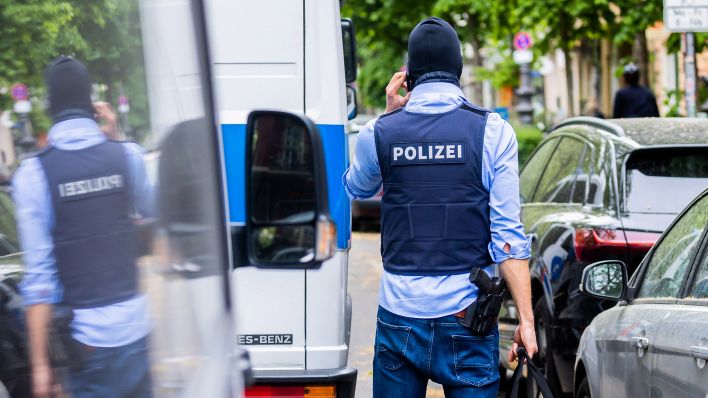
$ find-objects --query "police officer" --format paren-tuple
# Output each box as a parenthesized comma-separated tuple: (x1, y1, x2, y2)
(613, 63, 660, 118)
(344, 17, 537, 397)
(13, 57, 153, 398)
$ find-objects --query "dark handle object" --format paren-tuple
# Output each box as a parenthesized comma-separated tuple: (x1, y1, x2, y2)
(505, 347, 557, 398)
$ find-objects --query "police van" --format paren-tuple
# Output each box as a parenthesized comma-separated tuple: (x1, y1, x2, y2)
(0, 0, 356, 396)
(204, 0, 358, 396)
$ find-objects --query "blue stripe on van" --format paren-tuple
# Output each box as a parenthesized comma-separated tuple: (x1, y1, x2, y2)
(221, 123, 350, 250)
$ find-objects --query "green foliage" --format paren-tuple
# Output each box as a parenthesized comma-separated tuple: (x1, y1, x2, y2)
(512, 122, 543, 166)
(344, 0, 682, 111)
(663, 89, 683, 117)
(0, 0, 149, 135)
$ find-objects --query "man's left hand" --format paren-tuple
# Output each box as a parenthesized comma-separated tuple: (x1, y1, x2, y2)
(509, 321, 538, 363)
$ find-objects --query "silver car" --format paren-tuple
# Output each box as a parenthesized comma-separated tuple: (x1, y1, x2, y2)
(575, 187, 708, 398)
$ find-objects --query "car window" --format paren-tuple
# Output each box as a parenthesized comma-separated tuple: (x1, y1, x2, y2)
(624, 147, 708, 214)
(519, 138, 558, 203)
(687, 196, 708, 299)
(569, 145, 595, 204)
(637, 195, 708, 299)
(0, 191, 18, 253)
(533, 136, 586, 203)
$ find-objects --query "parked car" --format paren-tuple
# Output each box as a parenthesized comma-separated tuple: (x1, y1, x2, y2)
(497, 117, 708, 395)
(576, 187, 708, 398)
(0, 188, 28, 397)
(347, 114, 381, 229)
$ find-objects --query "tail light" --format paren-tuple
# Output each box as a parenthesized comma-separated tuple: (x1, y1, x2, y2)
(574, 228, 660, 263)
(245, 385, 336, 398)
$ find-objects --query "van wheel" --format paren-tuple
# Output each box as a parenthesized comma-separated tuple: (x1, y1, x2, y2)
(526, 299, 563, 398)
(575, 376, 590, 398)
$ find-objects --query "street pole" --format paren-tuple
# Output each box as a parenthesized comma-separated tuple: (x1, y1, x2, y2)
(683, 32, 697, 117)
(15, 112, 36, 158)
(517, 63, 534, 124)
(513, 32, 534, 125)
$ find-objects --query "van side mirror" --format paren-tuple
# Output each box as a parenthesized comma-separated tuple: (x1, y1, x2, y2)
(580, 260, 628, 300)
(346, 85, 358, 121)
(341, 18, 357, 84)
(246, 111, 335, 268)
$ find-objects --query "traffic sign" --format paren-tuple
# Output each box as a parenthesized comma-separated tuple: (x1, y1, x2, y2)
(11, 83, 28, 101)
(664, 0, 708, 32)
(513, 32, 533, 50)
(118, 95, 130, 113)
(13, 100, 31, 114)
(513, 49, 533, 65)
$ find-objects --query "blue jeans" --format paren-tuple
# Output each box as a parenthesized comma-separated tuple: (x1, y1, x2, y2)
(373, 306, 499, 398)
(67, 336, 152, 398)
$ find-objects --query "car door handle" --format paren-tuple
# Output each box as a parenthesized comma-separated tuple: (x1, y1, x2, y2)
(630, 336, 650, 350)
(689, 346, 708, 360)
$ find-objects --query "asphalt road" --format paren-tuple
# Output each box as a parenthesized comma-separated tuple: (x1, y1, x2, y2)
(347, 231, 446, 398)
(347, 231, 512, 398)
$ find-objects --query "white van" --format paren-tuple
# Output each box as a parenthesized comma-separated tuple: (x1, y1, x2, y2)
(205, 1, 358, 396)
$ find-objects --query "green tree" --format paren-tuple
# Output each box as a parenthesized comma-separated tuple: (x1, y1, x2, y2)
(0, 0, 84, 110)
(1, 0, 149, 137)
(342, 0, 437, 109)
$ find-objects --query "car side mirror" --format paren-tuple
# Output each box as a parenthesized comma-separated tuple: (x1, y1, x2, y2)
(341, 18, 357, 84)
(580, 260, 628, 301)
(246, 110, 336, 268)
(346, 85, 358, 121)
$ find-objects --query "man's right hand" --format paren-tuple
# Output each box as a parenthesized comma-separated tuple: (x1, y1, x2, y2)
(384, 72, 411, 114)
(32, 364, 57, 398)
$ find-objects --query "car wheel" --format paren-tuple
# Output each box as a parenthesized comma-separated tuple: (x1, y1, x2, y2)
(575, 376, 590, 398)
(527, 299, 563, 398)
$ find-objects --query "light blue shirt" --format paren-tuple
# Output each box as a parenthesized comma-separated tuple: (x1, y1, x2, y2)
(343, 82, 530, 318)
(13, 118, 153, 347)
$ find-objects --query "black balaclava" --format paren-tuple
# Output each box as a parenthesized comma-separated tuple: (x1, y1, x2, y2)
(406, 17, 463, 89)
(45, 56, 94, 123)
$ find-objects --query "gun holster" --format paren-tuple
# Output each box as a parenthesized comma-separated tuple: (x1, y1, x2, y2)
(49, 306, 85, 370)
(458, 268, 506, 336)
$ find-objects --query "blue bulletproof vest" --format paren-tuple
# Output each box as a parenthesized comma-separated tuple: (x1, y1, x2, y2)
(38, 141, 138, 309)
(374, 102, 494, 275)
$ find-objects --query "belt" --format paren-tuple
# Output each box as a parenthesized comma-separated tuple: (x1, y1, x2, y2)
(453, 309, 466, 319)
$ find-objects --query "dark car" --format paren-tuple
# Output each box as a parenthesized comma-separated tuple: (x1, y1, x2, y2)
(497, 117, 708, 396)
(0, 188, 28, 397)
(347, 114, 381, 229)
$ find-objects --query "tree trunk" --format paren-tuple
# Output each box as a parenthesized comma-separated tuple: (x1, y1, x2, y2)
(564, 49, 575, 117)
(468, 14, 484, 105)
(471, 36, 484, 105)
(633, 32, 650, 88)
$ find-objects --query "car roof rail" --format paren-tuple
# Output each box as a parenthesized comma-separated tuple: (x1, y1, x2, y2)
(553, 117, 624, 137)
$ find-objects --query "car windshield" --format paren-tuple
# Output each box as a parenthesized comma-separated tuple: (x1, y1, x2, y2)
(624, 147, 708, 214)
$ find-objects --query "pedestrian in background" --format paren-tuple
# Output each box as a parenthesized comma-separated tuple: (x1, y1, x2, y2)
(344, 17, 537, 398)
(613, 63, 660, 118)
(13, 56, 154, 398)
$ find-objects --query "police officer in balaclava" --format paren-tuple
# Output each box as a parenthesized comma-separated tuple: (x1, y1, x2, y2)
(13, 56, 153, 398)
(344, 17, 537, 397)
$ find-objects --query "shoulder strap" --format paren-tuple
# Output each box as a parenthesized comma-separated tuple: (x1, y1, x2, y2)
(505, 348, 557, 398)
